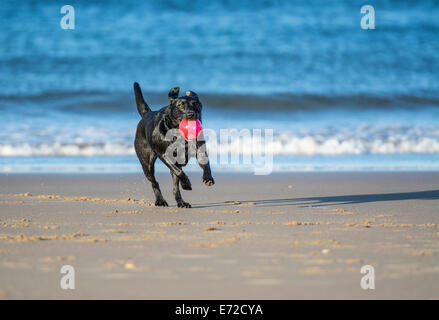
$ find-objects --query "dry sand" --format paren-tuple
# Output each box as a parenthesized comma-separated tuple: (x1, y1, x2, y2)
(0, 172, 438, 299)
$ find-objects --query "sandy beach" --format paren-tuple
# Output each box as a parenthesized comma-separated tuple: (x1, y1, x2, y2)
(0, 172, 438, 299)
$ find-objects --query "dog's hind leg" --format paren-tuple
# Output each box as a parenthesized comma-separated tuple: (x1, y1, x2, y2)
(171, 171, 191, 208)
(145, 154, 168, 207)
(135, 122, 168, 207)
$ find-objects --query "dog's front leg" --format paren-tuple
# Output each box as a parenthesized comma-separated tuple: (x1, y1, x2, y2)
(158, 155, 192, 190)
(171, 172, 191, 208)
(196, 139, 214, 186)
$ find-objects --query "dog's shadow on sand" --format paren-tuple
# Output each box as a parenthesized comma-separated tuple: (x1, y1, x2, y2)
(194, 190, 439, 209)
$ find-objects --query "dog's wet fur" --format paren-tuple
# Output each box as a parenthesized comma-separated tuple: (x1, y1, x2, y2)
(133, 82, 214, 208)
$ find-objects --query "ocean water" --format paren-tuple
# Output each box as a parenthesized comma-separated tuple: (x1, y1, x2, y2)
(0, 0, 438, 172)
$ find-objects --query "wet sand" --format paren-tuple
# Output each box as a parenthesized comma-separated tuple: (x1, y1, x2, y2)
(0, 172, 438, 299)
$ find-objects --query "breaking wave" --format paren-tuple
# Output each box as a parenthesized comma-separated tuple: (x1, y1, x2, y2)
(1, 125, 438, 156)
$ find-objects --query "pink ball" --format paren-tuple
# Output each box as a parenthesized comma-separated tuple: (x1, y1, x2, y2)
(179, 119, 202, 140)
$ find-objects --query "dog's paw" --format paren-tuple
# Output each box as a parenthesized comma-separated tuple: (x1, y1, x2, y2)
(203, 176, 215, 186)
(155, 198, 168, 207)
(180, 176, 192, 190)
(177, 201, 191, 208)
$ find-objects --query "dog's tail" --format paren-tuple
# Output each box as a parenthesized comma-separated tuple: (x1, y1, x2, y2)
(133, 82, 151, 116)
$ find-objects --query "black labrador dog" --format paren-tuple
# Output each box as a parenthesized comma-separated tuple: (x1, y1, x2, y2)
(133, 82, 214, 208)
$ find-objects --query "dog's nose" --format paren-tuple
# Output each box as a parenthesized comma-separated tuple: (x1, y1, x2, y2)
(187, 111, 196, 119)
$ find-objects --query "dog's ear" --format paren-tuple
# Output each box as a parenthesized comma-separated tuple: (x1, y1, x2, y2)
(168, 87, 180, 101)
(185, 90, 198, 99)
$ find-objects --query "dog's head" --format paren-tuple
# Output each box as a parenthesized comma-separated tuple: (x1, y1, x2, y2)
(167, 87, 202, 124)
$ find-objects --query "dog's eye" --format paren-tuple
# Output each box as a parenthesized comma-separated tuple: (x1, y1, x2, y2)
(177, 103, 185, 110)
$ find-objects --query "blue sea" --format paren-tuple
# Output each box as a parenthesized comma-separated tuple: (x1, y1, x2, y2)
(0, 0, 438, 173)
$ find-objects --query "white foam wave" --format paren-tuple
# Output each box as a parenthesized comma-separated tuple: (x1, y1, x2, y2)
(1, 131, 438, 156)
(0, 143, 135, 157)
